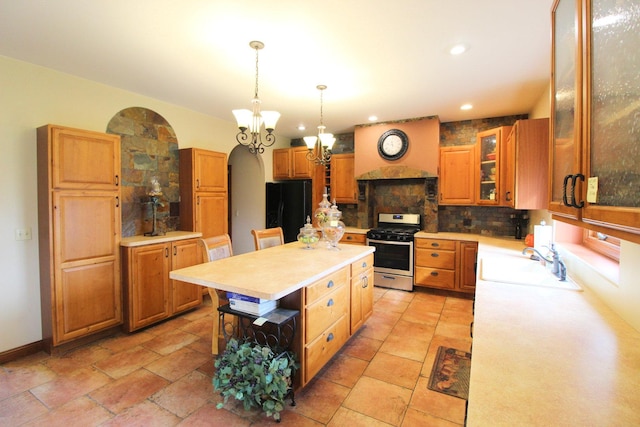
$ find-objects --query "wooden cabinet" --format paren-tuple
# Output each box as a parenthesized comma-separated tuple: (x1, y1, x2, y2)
(414, 238, 477, 294)
(122, 237, 202, 332)
(340, 231, 366, 245)
(37, 125, 122, 351)
(273, 146, 313, 180)
(502, 119, 549, 209)
(179, 148, 228, 239)
(439, 145, 476, 205)
(303, 267, 349, 384)
(476, 127, 511, 205)
(350, 254, 374, 334)
(549, 0, 640, 243)
(330, 153, 357, 204)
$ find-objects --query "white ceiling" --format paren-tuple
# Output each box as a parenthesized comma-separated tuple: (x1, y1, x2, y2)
(0, 0, 554, 139)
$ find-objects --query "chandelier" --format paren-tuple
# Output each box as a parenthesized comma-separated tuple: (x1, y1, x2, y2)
(304, 85, 335, 167)
(232, 41, 280, 154)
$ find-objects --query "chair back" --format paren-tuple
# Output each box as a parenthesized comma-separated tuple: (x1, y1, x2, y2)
(251, 227, 285, 250)
(198, 234, 233, 262)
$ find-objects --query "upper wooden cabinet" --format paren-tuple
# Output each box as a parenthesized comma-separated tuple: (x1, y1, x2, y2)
(502, 119, 550, 209)
(330, 153, 357, 204)
(439, 144, 475, 205)
(179, 148, 228, 239)
(37, 125, 122, 352)
(273, 146, 313, 180)
(550, 0, 640, 242)
(476, 127, 511, 205)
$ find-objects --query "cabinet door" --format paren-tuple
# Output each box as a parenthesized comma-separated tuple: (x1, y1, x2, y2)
(331, 153, 357, 204)
(273, 148, 292, 179)
(53, 191, 121, 342)
(171, 239, 203, 313)
(129, 243, 170, 330)
(351, 267, 373, 334)
(458, 241, 478, 292)
(195, 150, 227, 192)
(50, 126, 120, 190)
(581, 0, 640, 233)
(439, 145, 475, 205)
(196, 192, 228, 238)
(476, 128, 503, 205)
(549, 0, 583, 219)
(291, 147, 313, 179)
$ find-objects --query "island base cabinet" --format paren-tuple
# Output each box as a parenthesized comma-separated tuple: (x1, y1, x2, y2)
(304, 315, 349, 383)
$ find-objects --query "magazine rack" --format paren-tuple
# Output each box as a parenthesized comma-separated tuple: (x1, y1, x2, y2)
(217, 305, 299, 351)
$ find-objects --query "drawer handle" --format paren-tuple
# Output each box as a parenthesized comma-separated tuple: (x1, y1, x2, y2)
(431, 242, 440, 247)
(346, 236, 353, 240)
(327, 298, 334, 307)
(431, 252, 439, 257)
(326, 280, 334, 289)
(430, 271, 439, 277)
(327, 333, 334, 342)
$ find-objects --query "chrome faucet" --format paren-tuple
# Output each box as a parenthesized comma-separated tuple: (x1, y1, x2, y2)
(522, 244, 567, 281)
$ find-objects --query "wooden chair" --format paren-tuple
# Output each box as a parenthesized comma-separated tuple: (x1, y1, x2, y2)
(251, 227, 285, 250)
(198, 234, 235, 355)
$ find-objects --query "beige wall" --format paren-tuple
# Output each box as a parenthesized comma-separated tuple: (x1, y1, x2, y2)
(0, 55, 288, 352)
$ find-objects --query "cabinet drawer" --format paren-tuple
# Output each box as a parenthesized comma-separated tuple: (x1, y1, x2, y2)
(415, 238, 456, 251)
(306, 267, 348, 305)
(305, 314, 349, 382)
(305, 284, 348, 343)
(341, 232, 366, 245)
(351, 253, 374, 277)
(415, 248, 455, 269)
(415, 266, 456, 289)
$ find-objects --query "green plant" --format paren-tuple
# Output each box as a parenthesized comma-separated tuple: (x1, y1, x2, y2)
(214, 338, 298, 421)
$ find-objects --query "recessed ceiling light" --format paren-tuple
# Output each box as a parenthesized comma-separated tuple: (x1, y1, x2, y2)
(460, 104, 473, 110)
(297, 124, 306, 131)
(450, 44, 468, 55)
(368, 115, 378, 122)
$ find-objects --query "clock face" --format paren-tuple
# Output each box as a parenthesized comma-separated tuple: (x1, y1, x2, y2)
(377, 129, 408, 160)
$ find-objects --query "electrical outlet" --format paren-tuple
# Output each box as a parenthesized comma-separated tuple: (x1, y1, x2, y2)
(15, 228, 32, 240)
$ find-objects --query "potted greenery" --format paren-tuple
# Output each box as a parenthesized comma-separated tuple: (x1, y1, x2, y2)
(214, 338, 298, 422)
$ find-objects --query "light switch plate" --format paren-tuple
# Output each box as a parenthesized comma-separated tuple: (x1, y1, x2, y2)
(15, 228, 32, 240)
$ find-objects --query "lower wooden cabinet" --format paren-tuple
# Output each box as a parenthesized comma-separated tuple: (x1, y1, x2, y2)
(303, 267, 349, 383)
(414, 238, 478, 293)
(122, 236, 202, 332)
(350, 254, 374, 334)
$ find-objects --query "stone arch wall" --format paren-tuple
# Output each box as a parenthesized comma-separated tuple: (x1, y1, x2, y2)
(107, 107, 180, 237)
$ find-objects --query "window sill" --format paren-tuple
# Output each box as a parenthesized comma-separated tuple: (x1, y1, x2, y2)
(557, 242, 620, 287)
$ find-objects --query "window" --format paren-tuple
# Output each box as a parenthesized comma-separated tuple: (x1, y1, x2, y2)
(583, 229, 620, 262)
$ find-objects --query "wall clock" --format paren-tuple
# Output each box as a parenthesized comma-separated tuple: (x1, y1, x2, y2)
(377, 129, 409, 160)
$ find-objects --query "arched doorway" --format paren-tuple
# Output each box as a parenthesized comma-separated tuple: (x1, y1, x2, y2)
(228, 146, 266, 255)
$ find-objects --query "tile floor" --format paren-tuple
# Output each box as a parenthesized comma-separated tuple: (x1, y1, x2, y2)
(0, 287, 473, 426)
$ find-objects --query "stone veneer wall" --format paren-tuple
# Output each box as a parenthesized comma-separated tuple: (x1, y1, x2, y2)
(107, 107, 180, 237)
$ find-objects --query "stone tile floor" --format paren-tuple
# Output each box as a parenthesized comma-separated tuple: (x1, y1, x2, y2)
(0, 287, 473, 426)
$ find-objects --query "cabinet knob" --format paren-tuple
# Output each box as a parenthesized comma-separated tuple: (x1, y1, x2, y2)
(327, 298, 334, 307)
(326, 333, 334, 342)
(326, 280, 334, 288)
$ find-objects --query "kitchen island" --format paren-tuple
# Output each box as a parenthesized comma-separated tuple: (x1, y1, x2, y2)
(170, 241, 375, 388)
(466, 236, 640, 426)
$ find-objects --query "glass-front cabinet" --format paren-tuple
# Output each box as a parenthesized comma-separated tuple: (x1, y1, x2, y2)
(476, 128, 501, 205)
(550, 0, 640, 242)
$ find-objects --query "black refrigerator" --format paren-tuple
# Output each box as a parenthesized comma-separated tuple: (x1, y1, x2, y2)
(266, 181, 313, 243)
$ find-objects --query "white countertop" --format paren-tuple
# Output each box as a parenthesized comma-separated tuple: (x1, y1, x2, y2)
(169, 241, 374, 300)
(467, 236, 640, 426)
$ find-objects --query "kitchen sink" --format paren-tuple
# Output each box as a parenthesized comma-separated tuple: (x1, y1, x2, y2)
(479, 255, 582, 291)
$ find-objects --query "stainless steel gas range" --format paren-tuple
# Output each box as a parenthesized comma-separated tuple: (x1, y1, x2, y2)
(366, 213, 421, 291)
